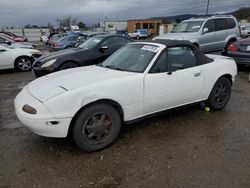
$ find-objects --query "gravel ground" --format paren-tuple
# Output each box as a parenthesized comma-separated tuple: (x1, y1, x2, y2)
(0, 60, 250, 188)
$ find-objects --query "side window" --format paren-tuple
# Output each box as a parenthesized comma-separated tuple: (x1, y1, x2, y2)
(149, 51, 167, 73)
(226, 18, 236, 29)
(103, 37, 127, 48)
(168, 46, 197, 71)
(203, 20, 215, 32)
(215, 19, 227, 31)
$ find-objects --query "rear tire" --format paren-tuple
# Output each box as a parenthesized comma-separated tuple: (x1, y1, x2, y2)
(59, 62, 78, 70)
(206, 77, 231, 110)
(72, 103, 121, 152)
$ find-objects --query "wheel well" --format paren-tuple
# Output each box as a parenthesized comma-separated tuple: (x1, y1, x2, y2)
(228, 38, 237, 43)
(220, 74, 233, 85)
(59, 60, 80, 68)
(67, 99, 124, 137)
(65, 45, 72, 49)
(193, 43, 199, 48)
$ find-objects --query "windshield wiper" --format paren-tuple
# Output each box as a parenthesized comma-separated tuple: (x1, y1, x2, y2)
(104, 65, 124, 71)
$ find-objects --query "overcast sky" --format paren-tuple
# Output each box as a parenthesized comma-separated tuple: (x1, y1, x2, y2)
(0, 0, 249, 27)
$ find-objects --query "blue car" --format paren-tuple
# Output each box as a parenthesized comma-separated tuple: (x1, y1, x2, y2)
(51, 35, 80, 50)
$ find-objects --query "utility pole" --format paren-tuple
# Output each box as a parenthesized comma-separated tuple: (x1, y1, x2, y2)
(206, 0, 210, 16)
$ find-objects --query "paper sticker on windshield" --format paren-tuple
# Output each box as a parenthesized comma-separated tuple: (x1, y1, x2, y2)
(141, 45, 159, 53)
(93, 39, 101, 43)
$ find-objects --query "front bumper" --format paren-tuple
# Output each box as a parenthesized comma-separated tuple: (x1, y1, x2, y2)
(32, 67, 51, 77)
(14, 86, 71, 138)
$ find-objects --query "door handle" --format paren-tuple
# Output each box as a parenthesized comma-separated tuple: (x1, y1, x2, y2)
(194, 72, 201, 77)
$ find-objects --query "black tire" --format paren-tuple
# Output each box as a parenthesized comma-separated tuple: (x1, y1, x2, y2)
(207, 77, 231, 110)
(136, 35, 140, 40)
(72, 103, 121, 152)
(59, 62, 78, 70)
(14, 56, 33, 72)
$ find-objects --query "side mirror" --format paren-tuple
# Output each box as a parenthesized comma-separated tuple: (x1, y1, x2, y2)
(202, 28, 209, 34)
(100, 46, 109, 52)
(5, 40, 12, 45)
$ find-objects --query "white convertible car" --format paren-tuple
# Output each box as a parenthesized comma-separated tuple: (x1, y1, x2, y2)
(14, 40, 237, 152)
(0, 45, 42, 71)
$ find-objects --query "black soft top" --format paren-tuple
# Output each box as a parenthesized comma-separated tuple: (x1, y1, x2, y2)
(151, 39, 214, 65)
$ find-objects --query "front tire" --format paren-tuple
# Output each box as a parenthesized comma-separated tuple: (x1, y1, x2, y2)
(72, 103, 121, 152)
(207, 77, 231, 110)
(14, 56, 33, 71)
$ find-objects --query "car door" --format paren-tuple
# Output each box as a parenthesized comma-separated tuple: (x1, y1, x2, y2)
(144, 46, 204, 115)
(199, 19, 219, 52)
(214, 19, 228, 49)
(0, 46, 13, 69)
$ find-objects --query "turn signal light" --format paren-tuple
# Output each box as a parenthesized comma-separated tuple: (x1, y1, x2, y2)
(22, 105, 37, 114)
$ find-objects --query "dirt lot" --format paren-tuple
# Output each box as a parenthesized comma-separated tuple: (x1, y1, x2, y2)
(1, 67, 250, 188)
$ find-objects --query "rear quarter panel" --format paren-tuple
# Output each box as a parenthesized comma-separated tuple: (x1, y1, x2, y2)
(200, 55, 237, 99)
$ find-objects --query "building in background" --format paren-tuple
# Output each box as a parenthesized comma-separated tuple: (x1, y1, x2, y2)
(99, 21, 127, 33)
(127, 19, 176, 35)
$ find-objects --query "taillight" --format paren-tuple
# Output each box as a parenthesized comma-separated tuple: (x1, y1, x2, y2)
(228, 43, 238, 52)
(53, 43, 59, 47)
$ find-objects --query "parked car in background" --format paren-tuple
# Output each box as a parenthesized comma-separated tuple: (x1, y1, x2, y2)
(0, 45, 41, 71)
(240, 25, 250, 38)
(75, 35, 87, 47)
(48, 33, 68, 45)
(227, 38, 250, 66)
(116, 30, 128, 36)
(51, 35, 79, 50)
(128, 29, 149, 39)
(42, 32, 59, 45)
(154, 15, 240, 54)
(85, 32, 109, 38)
(32, 34, 133, 77)
(0, 35, 35, 49)
(15, 40, 237, 152)
(0, 31, 28, 42)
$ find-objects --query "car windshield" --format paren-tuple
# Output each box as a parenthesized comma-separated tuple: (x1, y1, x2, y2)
(78, 37, 102, 49)
(99, 44, 158, 73)
(171, 21, 204, 33)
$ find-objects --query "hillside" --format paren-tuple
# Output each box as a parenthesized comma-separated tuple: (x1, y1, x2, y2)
(149, 7, 250, 23)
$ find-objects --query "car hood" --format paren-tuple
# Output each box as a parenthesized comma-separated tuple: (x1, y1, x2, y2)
(154, 32, 197, 41)
(27, 66, 137, 102)
(37, 48, 84, 62)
